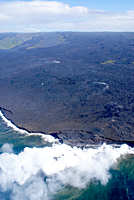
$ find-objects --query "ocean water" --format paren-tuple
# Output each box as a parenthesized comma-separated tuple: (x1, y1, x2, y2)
(0, 111, 134, 200)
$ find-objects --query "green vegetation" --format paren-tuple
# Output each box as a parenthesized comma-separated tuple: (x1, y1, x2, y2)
(27, 45, 39, 49)
(100, 60, 115, 65)
(58, 35, 66, 42)
(0, 34, 33, 49)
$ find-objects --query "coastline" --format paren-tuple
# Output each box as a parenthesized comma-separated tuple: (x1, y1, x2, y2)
(0, 32, 134, 148)
(1, 109, 134, 148)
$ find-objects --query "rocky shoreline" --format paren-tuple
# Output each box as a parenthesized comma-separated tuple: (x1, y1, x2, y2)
(0, 32, 134, 147)
(1, 107, 134, 148)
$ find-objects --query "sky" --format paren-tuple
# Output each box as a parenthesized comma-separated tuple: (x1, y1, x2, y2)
(0, 0, 134, 32)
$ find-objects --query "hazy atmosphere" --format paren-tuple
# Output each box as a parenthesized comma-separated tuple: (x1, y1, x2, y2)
(0, 0, 134, 32)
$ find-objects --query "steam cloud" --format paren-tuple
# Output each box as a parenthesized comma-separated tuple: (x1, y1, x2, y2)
(0, 142, 133, 199)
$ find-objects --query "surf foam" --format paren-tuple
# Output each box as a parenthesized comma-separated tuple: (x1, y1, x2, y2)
(0, 111, 27, 134)
(0, 111, 58, 144)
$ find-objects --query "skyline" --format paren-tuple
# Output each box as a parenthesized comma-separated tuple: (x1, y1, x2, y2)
(0, 0, 134, 32)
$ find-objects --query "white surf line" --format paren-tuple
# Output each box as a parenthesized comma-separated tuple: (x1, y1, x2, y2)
(25, 133, 59, 143)
(0, 111, 58, 143)
(0, 111, 27, 134)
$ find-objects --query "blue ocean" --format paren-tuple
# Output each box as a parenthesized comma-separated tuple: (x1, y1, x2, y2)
(0, 111, 134, 200)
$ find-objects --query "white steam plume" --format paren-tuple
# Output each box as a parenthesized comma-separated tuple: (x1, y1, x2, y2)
(0, 143, 133, 199)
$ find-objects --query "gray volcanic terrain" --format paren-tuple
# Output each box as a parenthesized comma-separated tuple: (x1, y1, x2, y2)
(0, 32, 134, 146)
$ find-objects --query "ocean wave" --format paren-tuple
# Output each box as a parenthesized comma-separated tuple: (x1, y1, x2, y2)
(0, 111, 27, 134)
(0, 111, 58, 144)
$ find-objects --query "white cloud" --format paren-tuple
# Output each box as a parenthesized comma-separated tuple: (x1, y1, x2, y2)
(0, 1, 134, 32)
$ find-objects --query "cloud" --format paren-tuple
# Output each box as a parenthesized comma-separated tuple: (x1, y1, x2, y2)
(0, 1, 134, 32)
